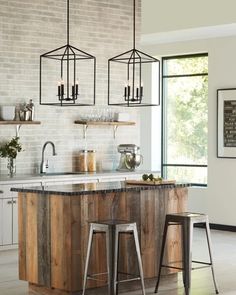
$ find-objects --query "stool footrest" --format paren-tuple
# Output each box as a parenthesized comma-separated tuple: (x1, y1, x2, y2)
(87, 272, 108, 282)
(87, 271, 142, 284)
(118, 271, 140, 277)
(88, 272, 108, 277)
(118, 277, 141, 284)
(192, 260, 212, 266)
(161, 260, 212, 271)
(192, 265, 212, 270)
(161, 265, 183, 270)
(87, 277, 107, 282)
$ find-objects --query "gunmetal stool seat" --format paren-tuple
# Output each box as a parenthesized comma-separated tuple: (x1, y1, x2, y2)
(82, 219, 145, 295)
(154, 212, 219, 295)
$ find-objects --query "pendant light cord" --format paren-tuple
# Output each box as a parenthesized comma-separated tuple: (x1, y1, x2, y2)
(67, 0, 70, 45)
(133, 0, 135, 49)
(67, 0, 70, 97)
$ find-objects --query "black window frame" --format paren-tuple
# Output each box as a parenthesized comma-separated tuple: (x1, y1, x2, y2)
(161, 53, 208, 187)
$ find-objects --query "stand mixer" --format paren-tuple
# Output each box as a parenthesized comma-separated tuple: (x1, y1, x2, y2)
(117, 144, 143, 171)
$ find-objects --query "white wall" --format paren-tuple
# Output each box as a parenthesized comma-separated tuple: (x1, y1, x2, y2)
(142, 0, 236, 34)
(140, 35, 236, 226)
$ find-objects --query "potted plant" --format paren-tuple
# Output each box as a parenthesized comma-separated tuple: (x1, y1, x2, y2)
(0, 136, 22, 177)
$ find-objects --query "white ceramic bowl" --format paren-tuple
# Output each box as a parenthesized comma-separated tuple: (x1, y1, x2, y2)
(0, 106, 15, 121)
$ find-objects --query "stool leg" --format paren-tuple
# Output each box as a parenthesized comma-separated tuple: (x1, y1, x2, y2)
(154, 220, 168, 293)
(82, 225, 94, 295)
(205, 220, 219, 294)
(106, 227, 111, 295)
(182, 220, 193, 295)
(181, 222, 186, 288)
(133, 224, 146, 295)
(115, 232, 120, 295)
(113, 227, 119, 295)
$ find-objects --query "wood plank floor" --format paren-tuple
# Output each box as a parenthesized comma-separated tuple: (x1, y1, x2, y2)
(0, 228, 236, 295)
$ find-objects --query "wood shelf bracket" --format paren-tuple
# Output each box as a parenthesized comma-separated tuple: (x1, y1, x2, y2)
(16, 124, 22, 137)
(113, 125, 118, 139)
(83, 124, 89, 139)
(83, 124, 120, 139)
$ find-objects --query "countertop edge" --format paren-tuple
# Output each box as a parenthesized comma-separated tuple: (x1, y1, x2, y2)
(0, 170, 158, 185)
(11, 182, 191, 195)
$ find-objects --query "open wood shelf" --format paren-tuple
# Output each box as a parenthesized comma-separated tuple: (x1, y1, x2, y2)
(0, 121, 41, 125)
(74, 120, 135, 139)
(0, 121, 41, 136)
(74, 120, 135, 126)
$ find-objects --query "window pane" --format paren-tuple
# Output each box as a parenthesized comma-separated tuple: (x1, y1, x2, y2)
(162, 54, 208, 185)
(164, 166, 207, 184)
(163, 75, 208, 165)
(163, 56, 208, 76)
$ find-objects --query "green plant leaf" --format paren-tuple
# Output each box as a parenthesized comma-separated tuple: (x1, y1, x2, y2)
(0, 136, 22, 159)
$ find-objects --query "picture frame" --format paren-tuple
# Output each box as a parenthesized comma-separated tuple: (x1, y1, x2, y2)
(217, 88, 236, 158)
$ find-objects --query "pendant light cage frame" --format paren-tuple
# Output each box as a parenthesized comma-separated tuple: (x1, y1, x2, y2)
(108, 0, 160, 107)
(39, 0, 96, 106)
(108, 49, 160, 107)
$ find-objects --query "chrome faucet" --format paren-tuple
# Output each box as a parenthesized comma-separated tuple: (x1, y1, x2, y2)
(40, 141, 57, 174)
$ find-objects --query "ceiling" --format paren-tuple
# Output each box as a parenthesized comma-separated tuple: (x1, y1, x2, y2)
(142, 0, 236, 34)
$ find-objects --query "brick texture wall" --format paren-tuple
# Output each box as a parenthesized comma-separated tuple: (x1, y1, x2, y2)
(0, 0, 141, 175)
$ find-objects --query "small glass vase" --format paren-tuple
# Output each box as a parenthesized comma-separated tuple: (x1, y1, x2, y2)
(7, 157, 16, 177)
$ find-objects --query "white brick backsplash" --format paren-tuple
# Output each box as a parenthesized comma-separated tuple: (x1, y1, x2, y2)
(0, 0, 141, 175)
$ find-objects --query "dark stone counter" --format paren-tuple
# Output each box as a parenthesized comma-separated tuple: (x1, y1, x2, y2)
(11, 181, 190, 196)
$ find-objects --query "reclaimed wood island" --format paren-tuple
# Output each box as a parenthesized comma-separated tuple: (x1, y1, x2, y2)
(11, 181, 190, 295)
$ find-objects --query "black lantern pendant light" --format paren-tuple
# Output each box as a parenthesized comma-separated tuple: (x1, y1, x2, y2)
(108, 0, 160, 107)
(40, 0, 96, 106)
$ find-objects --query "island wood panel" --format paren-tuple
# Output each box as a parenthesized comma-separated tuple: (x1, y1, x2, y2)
(18, 193, 51, 286)
(18, 193, 27, 280)
(71, 196, 82, 291)
(140, 189, 163, 277)
(37, 194, 51, 287)
(18, 187, 188, 293)
(25, 194, 38, 284)
(51, 195, 73, 291)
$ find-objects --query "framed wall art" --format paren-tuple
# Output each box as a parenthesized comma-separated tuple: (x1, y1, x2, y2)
(217, 88, 236, 158)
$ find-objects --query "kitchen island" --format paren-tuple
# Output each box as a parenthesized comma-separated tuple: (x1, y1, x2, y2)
(12, 181, 190, 295)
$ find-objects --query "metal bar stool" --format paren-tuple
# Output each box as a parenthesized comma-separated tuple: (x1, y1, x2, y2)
(82, 220, 145, 295)
(154, 212, 219, 295)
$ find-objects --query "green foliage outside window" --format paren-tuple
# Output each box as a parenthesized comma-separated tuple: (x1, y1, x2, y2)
(163, 54, 208, 184)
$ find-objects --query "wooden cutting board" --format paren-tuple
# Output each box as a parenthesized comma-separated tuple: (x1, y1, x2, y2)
(125, 179, 176, 186)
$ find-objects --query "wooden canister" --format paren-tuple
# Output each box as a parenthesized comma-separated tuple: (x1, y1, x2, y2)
(78, 150, 88, 172)
(87, 150, 96, 172)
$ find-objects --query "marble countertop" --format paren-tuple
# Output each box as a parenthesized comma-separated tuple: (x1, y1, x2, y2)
(11, 181, 190, 196)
